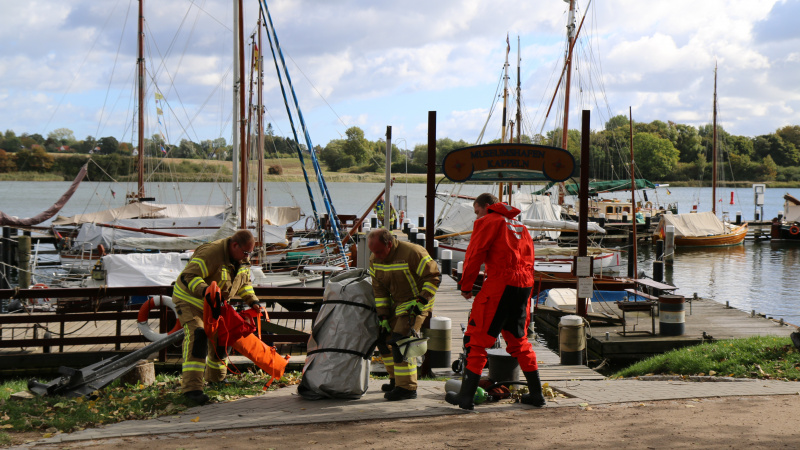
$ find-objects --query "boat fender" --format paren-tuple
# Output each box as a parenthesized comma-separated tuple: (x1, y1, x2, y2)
(790, 225, 800, 236)
(137, 296, 181, 342)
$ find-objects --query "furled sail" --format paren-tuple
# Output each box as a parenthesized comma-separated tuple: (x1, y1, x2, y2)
(0, 163, 89, 227)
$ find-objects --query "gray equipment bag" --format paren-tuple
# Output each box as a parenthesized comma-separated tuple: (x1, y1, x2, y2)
(298, 269, 378, 400)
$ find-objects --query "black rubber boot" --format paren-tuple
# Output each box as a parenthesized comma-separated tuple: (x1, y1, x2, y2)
(521, 370, 546, 407)
(445, 369, 480, 410)
(381, 378, 395, 392)
(184, 390, 210, 405)
(791, 331, 800, 350)
(384, 386, 417, 401)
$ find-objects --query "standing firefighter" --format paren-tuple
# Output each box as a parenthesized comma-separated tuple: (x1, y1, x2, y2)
(368, 228, 440, 401)
(172, 230, 263, 404)
(446, 193, 546, 410)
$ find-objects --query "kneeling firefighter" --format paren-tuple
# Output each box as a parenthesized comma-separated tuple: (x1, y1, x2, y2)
(172, 230, 264, 404)
(367, 228, 440, 401)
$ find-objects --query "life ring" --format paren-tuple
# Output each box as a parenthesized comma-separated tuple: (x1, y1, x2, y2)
(790, 225, 800, 236)
(31, 283, 50, 303)
(137, 296, 181, 342)
(644, 201, 653, 209)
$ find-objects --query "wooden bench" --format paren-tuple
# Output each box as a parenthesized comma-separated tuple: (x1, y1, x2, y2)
(624, 288, 658, 302)
(615, 300, 657, 336)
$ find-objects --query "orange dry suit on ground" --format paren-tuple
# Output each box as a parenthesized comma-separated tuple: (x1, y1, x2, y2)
(369, 236, 440, 391)
(459, 202, 538, 375)
(172, 237, 259, 393)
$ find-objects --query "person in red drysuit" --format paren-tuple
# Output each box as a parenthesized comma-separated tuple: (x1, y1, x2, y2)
(445, 193, 546, 410)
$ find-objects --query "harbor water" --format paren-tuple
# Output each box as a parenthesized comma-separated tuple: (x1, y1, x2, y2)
(1, 181, 798, 324)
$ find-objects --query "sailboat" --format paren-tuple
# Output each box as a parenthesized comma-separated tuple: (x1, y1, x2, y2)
(45, 0, 351, 288)
(655, 65, 748, 248)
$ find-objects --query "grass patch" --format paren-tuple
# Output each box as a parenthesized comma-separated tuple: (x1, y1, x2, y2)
(613, 336, 800, 380)
(0, 370, 301, 441)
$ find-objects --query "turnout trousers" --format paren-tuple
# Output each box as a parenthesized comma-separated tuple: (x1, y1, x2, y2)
(464, 283, 538, 375)
(174, 298, 227, 393)
(380, 313, 427, 391)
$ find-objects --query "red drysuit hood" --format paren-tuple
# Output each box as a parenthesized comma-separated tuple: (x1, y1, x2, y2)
(488, 202, 521, 219)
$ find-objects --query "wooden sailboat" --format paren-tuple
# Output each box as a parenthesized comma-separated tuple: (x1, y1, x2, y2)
(656, 65, 747, 248)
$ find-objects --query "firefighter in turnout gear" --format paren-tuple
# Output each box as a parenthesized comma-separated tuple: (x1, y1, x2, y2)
(446, 193, 546, 410)
(368, 228, 440, 401)
(172, 230, 263, 404)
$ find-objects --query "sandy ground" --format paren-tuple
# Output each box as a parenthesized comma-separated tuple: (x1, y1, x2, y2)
(15, 394, 800, 449)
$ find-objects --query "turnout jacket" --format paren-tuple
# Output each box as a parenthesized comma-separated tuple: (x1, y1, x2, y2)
(369, 237, 441, 317)
(173, 237, 258, 310)
(460, 202, 535, 292)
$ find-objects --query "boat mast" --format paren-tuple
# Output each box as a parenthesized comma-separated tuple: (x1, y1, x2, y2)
(231, 0, 240, 222)
(501, 34, 510, 203)
(516, 36, 522, 144)
(136, 0, 145, 200)
(238, 0, 248, 230)
(257, 17, 265, 248)
(629, 107, 637, 277)
(712, 63, 718, 216)
(558, 0, 577, 206)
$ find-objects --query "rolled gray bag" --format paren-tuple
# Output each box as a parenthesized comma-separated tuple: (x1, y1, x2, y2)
(297, 268, 378, 400)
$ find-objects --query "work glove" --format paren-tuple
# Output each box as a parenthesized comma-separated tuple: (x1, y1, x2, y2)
(407, 296, 428, 317)
(378, 316, 392, 333)
(204, 282, 222, 319)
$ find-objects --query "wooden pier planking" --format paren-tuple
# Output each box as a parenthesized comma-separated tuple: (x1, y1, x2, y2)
(534, 294, 797, 362)
(433, 276, 604, 381)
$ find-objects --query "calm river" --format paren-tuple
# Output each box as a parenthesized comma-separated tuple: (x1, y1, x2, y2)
(1, 180, 799, 324)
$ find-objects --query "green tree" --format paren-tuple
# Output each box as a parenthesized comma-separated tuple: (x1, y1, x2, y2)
(752, 133, 800, 166)
(605, 114, 629, 131)
(47, 128, 76, 145)
(776, 125, 800, 150)
(725, 134, 754, 159)
(342, 126, 369, 164)
(759, 154, 778, 181)
(673, 124, 703, 163)
(98, 136, 119, 155)
(632, 132, 679, 180)
(2, 130, 22, 152)
(0, 149, 16, 172)
(14, 146, 54, 172)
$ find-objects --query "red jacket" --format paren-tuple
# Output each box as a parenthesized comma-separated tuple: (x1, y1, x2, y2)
(460, 202, 534, 292)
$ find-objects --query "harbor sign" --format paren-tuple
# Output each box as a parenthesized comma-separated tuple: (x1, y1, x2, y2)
(441, 143, 575, 183)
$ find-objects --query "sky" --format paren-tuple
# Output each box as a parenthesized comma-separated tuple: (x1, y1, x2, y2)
(1, 0, 799, 151)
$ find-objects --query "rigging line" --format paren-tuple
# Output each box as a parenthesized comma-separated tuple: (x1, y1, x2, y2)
(143, 22, 203, 145)
(261, 0, 347, 265)
(187, 0, 231, 32)
(284, 51, 349, 132)
(96, 0, 134, 139)
(258, 3, 321, 230)
(42, 0, 125, 135)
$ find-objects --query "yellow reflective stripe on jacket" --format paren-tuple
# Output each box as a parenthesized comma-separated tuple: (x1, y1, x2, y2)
(221, 267, 229, 282)
(190, 257, 209, 278)
(422, 297, 435, 311)
(375, 297, 390, 308)
(237, 266, 250, 277)
(188, 277, 204, 292)
(372, 262, 420, 298)
(173, 284, 203, 309)
(422, 281, 438, 296)
(238, 285, 255, 298)
(368, 267, 375, 277)
(416, 255, 433, 276)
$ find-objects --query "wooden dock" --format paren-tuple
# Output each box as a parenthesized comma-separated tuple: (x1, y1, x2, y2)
(534, 294, 797, 363)
(433, 276, 603, 381)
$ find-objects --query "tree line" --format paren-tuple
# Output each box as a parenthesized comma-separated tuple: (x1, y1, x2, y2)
(2, 119, 800, 183)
